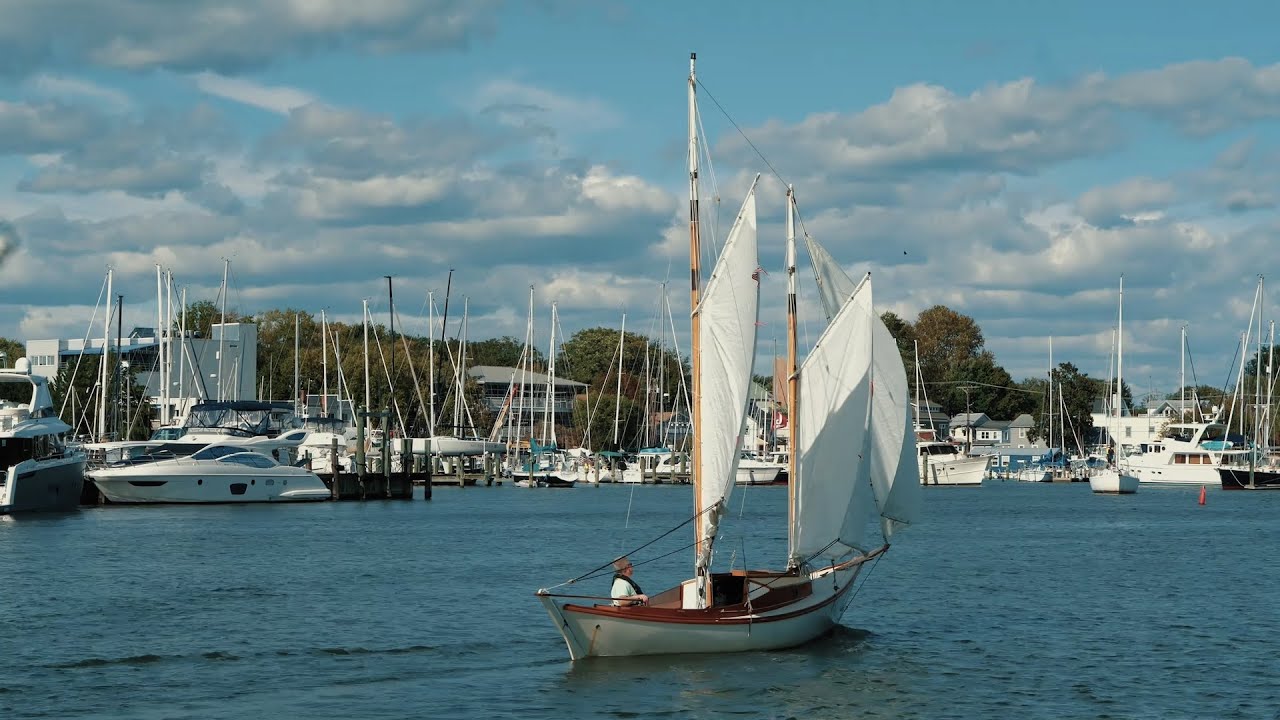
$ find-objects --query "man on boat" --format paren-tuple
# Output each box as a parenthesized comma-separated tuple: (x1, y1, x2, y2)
(611, 557, 648, 606)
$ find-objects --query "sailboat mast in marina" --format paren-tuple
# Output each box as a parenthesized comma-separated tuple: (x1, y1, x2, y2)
(535, 54, 921, 659)
(1089, 276, 1138, 495)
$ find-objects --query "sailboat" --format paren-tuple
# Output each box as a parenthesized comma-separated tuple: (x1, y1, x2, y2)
(535, 54, 920, 659)
(1089, 276, 1139, 495)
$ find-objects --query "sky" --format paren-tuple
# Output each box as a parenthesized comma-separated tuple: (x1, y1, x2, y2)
(1, 0, 1279, 406)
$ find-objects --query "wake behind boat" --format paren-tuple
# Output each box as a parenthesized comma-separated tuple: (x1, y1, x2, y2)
(88, 444, 330, 504)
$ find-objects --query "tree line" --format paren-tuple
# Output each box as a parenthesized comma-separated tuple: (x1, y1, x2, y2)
(5, 301, 1274, 449)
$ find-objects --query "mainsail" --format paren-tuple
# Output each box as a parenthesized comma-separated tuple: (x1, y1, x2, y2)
(694, 179, 760, 569)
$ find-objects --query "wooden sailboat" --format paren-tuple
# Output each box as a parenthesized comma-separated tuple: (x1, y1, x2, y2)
(1090, 276, 1139, 494)
(535, 54, 921, 659)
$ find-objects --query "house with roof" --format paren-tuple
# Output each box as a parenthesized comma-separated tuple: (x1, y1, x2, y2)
(911, 400, 950, 438)
(949, 412, 999, 447)
(1003, 413, 1039, 447)
(467, 365, 588, 428)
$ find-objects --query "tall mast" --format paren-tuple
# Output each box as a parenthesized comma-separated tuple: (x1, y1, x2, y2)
(543, 301, 557, 446)
(293, 313, 301, 414)
(1117, 275, 1124, 425)
(785, 185, 799, 562)
(179, 287, 187, 405)
(687, 52, 708, 586)
(1048, 337, 1054, 454)
(428, 291, 436, 433)
(614, 313, 626, 447)
(98, 268, 112, 441)
(1180, 325, 1186, 422)
(386, 275, 395, 426)
(321, 310, 329, 416)
(156, 265, 165, 425)
(216, 258, 228, 402)
(363, 298, 371, 426)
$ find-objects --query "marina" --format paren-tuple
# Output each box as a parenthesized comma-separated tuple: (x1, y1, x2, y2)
(1, 3, 1280, 718)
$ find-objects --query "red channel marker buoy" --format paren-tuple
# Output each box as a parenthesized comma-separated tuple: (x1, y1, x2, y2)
(1198, 485, 1207, 505)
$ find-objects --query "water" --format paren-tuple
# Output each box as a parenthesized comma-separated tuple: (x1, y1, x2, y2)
(2, 481, 1277, 719)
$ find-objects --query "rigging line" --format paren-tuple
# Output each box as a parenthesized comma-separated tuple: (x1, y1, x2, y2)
(559, 503, 720, 586)
(556, 539, 702, 589)
(59, 271, 111, 419)
(838, 552, 886, 618)
(695, 78, 787, 190)
(619, 480, 637, 558)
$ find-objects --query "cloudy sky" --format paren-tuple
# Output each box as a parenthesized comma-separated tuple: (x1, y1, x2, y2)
(1, 0, 1278, 402)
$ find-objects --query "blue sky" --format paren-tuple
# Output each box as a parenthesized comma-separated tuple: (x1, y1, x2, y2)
(2, 0, 1280, 404)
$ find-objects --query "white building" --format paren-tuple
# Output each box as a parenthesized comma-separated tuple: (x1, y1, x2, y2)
(25, 322, 258, 421)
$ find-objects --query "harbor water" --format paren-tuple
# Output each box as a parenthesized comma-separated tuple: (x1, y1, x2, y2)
(2, 481, 1276, 719)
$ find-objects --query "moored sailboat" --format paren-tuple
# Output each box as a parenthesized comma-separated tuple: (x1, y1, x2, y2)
(535, 55, 920, 659)
(1090, 276, 1138, 495)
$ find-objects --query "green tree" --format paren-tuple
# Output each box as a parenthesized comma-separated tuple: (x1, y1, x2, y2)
(914, 306, 984, 395)
(940, 352, 1033, 420)
(468, 336, 537, 368)
(560, 326, 686, 415)
(180, 300, 251, 340)
(573, 394, 643, 451)
(0, 337, 24, 366)
(1028, 362, 1106, 451)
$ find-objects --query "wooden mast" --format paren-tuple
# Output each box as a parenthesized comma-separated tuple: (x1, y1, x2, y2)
(785, 186, 799, 566)
(688, 53, 708, 598)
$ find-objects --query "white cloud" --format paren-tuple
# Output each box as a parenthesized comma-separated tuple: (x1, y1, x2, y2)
(27, 74, 133, 112)
(1075, 177, 1177, 228)
(471, 79, 622, 134)
(0, 0, 503, 75)
(723, 58, 1280, 181)
(193, 72, 317, 115)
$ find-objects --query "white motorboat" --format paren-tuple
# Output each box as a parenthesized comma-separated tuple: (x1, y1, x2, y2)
(1121, 421, 1236, 486)
(0, 359, 85, 514)
(85, 400, 310, 469)
(88, 444, 330, 503)
(735, 452, 783, 485)
(918, 440, 989, 486)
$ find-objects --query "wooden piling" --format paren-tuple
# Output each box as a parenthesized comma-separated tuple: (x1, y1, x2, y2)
(329, 437, 340, 500)
(355, 407, 367, 500)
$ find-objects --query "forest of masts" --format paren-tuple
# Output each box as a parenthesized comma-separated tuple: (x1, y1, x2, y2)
(4, 299, 1275, 450)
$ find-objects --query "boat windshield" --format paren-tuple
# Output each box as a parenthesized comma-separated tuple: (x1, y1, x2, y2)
(191, 445, 246, 461)
(1162, 425, 1198, 443)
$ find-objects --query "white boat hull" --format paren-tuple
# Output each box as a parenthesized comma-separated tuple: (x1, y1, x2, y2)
(90, 464, 329, 503)
(735, 464, 782, 485)
(537, 553, 878, 659)
(919, 454, 989, 486)
(0, 454, 86, 513)
(1125, 460, 1220, 486)
(1089, 468, 1138, 494)
(416, 436, 506, 456)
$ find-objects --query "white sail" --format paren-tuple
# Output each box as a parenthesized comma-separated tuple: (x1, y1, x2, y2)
(870, 314, 922, 538)
(804, 234, 856, 318)
(804, 239, 920, 541)
(695, 181, 760, 559)
(791, 275, 875, 564)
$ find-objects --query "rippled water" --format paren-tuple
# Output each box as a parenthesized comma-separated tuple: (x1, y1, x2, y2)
(2, 481, 1276, 719)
